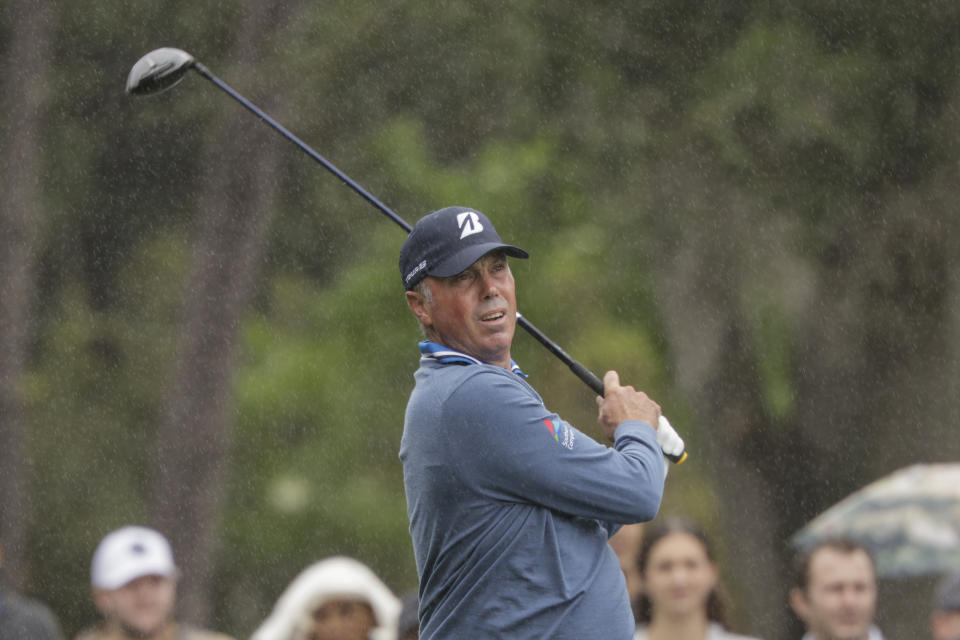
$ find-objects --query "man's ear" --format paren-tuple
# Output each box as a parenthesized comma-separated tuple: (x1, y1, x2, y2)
(406, 289, 431, 327)
(93, 588, 114, 617)
(789, 587, 808, 622)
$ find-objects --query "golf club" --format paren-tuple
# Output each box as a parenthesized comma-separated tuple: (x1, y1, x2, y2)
(125, 47, 687, 465)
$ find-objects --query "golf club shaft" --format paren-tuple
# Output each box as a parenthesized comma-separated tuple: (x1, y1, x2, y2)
(193, 63, 412, 233)
(187, 61, 685, 464)
(515, 313, 603, 394)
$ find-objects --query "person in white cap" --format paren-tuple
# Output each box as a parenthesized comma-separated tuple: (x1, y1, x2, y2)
(74, 526, 234, 640)
(250, 556, 401, 640)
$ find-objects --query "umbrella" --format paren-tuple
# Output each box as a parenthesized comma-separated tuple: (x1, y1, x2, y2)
(792, 463, 960, 577)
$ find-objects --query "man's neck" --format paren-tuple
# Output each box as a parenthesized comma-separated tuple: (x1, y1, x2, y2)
(423, 337, 512, 370)
(803, 627, 881, 640)
(107, 618, 177, 640)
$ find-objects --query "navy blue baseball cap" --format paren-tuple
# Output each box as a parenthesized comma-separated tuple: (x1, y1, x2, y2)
(399, 206, 529, 290)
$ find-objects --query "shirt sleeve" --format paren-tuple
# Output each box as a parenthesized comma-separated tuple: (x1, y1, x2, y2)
(442, 368, 664, 523)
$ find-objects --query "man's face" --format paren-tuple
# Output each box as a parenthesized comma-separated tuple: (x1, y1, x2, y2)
(932, 610, 960, 640)
(790, 547, 877, 640)
(94, 574, 176, 637)
(407, 251, 517, 368)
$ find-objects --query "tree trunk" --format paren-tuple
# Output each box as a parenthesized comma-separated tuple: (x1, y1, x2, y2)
(149, 1, 294, 625)
(647, 153, 795, 636)
(0, 0, 56, 591)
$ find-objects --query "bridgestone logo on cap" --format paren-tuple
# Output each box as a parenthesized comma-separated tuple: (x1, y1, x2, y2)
(457, 211, 484, 239)
(405, 259, 427, 284)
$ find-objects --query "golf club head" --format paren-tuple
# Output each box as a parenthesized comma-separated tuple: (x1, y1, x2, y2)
(126, 48, 195, 96)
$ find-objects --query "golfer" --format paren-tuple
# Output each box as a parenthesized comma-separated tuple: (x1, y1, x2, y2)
(398, 206, 666, 639)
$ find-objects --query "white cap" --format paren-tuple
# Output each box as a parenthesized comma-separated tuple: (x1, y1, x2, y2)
(91, 526, 176, 590)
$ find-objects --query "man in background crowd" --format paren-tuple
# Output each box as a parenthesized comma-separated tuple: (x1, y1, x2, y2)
(931, 572, 960, 640)
(0, 538, 65, 640)
(789, 538, 884, 640)
(74, 526, 234, 640)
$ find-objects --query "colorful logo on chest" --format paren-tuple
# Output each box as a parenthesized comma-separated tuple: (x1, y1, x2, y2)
(542, 418, 559, 442)
(543, 418, 575, 449)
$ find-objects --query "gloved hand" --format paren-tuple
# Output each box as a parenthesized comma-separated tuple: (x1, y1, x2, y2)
(657, 415, 686, 463)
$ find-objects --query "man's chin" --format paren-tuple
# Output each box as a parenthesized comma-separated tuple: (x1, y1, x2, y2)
(482, 331, 515, 357)
(120, 618, 169, 639)
(826, 622, 870, 640)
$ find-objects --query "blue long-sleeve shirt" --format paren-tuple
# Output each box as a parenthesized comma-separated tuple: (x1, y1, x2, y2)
(400, 342, 665, 639)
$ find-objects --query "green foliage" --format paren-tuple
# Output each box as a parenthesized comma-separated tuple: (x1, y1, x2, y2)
(24, 232, 190, 627)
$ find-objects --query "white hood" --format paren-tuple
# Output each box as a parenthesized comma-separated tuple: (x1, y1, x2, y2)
(250, 556, 401, 640)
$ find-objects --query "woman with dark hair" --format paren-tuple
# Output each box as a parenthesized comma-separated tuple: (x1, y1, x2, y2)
(633, 517, 763, 640)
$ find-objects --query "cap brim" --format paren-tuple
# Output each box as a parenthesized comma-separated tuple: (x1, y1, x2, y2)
(95, 560, 177, 590)
(430, 243, 529, 278)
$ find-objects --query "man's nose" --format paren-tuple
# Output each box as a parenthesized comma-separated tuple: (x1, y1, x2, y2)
(480, 272, 500, 297)
(839, 588, 864, 607)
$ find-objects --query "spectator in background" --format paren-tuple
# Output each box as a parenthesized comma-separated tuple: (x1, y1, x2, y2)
(633, 517, 763, 640)
(396, 591, 419, 640)
(0, 538, 65, 640)
(789, 538, 884, 640)
(931, 572, 960, 640)
(609, 523, 645, 619)
(74, 526, 234, 640)
(250, 556, 401, 640)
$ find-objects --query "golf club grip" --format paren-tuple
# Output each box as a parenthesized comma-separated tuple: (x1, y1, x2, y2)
(516, 314, 686, 464)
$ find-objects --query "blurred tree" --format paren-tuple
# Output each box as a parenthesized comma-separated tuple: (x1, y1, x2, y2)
(148, 0, 300, 626)
(0, 0, 56, 591)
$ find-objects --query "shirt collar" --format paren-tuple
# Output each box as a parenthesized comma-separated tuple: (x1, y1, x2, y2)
(418, 340, 527, 378)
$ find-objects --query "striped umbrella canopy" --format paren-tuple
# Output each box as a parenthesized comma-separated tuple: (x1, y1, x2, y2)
(792, 463, 960, 577)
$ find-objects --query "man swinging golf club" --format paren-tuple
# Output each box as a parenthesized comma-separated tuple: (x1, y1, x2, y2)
(399, 206, 666, 639)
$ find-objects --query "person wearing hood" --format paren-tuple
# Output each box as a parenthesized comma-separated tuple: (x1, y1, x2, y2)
(250, 557, 401, 640)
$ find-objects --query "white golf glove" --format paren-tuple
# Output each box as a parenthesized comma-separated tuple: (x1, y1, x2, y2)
(657, 415, 686, 462)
